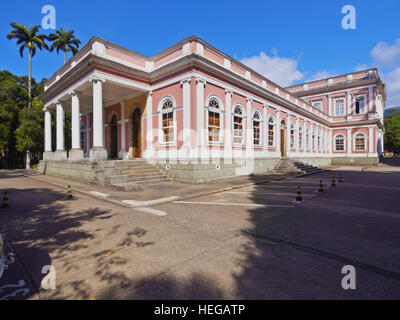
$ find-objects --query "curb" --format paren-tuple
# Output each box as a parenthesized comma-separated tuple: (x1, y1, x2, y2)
(28, 169, 329, 210)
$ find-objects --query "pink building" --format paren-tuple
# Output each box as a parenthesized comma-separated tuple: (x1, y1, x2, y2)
(39, 36, 386, 184)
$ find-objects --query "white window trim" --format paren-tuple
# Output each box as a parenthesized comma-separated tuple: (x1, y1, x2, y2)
(267, 115, 276, 149)
(311, 100, 323, 111)
(158, 96, 177, 146)
(232, 104, 245, 146)
(290, 123, 295, 150)
(298, 126, 303, 150)
(334, 97, 345, 117)
(252, 110, 262, 148)
(206, 95, 224, 145)
(353, 94, 368, 115)
(353, 132, 367, 152)
(334, 133, 346, 152)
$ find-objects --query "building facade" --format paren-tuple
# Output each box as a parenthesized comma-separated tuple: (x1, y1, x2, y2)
(39, 36, 386, 182)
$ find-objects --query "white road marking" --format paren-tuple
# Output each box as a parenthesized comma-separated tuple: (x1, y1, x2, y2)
(174, 201, 294, 208)
(135, 207, 167, 217)
(122, 196, 179, 208)
(224, 191, 315, 197)
(0, 288, 30, 300)
(257, 185, 329, 189)
(89, 191, 110, 198)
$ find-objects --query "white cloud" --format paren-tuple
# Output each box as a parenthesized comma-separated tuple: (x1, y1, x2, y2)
(382, 67, 400, 108)
(240, 51, 304, 87)
(307, 70, 335, 82)
(354, 63, 368, 71)
(370, 38, 400, 68)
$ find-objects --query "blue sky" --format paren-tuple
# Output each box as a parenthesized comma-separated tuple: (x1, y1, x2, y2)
(1, 0, 399, 106)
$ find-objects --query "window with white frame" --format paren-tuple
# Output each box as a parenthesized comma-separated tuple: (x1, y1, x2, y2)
(298, 126, 303, 150)
(354, 96, 366, 114)
(335, 98, 345, 116)
(253, 110, 261, 147)
(354, 133, 366, 151)
(208, 97, 221, 143)
(306, 128, 310, 151)
(267, 116, 275, 147)
(290, 124, 295, 149)
(233, 105, 244, 145)
(161, 98, 175, 143)
(312, 100, 323, 111)
(335, 134, 345, 151)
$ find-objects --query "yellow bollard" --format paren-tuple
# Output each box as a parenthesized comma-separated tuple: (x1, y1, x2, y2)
(296, 187, 303, 202)
(66, 185, 73, 200)
(339, 174, 343, 183)
(318, 181, 324, 192)
(2, 191, 10, 208)
(331, 177, 336, 187)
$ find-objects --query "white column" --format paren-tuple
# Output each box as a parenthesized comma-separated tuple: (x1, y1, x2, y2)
(196, 79, 206, 152)
(368, 87, 374, 113)
(145, 92, 153, 158)
(54, 101, 67, 160)
(295, 117, 299, 153)
(347, 91, 352, 119)
(368, 127, 374, 154)
(224, 89, 233, 161)
(329, 130, 333, 154)
(69, 92, 84, 160)
(89, 78, 107, 160)
(263, 105, 268, 150)
(120, 101, 126, 158)
(181, 78, 191, 158)
(71, 92, 80, 150)
(56, 101, 65, 151)
(44, 107, 52, 152)
(328, 95, 332, 116)
(276, 110, 281, 156)
(246, 98, 253, 157)
(347, 129, 352, 155)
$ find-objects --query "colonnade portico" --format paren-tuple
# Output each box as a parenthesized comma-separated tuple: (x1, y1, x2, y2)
(43, 73, 147, 162)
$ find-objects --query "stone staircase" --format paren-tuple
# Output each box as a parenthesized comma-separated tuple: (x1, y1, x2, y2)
(100, 160, 171, 191)
(273, 158, 324, 175)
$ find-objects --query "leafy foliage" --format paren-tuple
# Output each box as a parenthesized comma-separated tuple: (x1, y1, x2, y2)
(6, 23, 48, 58)
(48, 28, 81, 64)
(0, 71, 47, 169)
(384, 114, 400, 154)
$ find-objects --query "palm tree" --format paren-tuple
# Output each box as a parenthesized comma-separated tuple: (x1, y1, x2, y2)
(48, 28, 81, 64)
(7, 23, 48, 169)
(6, 23, 48, 104)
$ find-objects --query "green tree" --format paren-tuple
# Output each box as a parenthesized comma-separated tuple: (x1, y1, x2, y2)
(48, 28, 81, 64)
(6, 23, 48, 169)
(384, 114, 400, 154)
(15, 98, 44, 164)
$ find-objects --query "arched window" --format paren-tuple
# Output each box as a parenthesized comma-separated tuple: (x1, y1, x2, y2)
(80, 122, 85, 151)
(253, 110, 262, 146)
(335, 134, 345, 152)
(161, 98, 175, 143)
(298, 126, 303, 150)
(233, 104, 244, 145)
(208, 97, 222, 143)
(290, 123, 295, 149)
(354, 133, 366, 151)
(306, 128, 310, 151)
(267, 116, 275, 147)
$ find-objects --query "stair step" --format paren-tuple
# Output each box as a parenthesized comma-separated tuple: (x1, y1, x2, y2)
(112, 178, 172, 191)
(127, 175, 168, 183)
